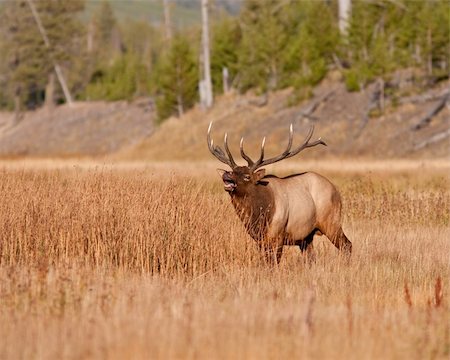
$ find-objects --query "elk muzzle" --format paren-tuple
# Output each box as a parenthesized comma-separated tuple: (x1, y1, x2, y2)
(222, 172, 237, 192)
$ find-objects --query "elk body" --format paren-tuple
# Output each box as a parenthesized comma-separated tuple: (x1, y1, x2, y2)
(207, 122, 352, 263)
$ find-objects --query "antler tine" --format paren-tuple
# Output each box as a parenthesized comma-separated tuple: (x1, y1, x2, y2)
(207, 122, 237, 169)
(284, 123, 294, 155)
(252, 124, 326, 170)
(251, 137, 266, 170)
(224, 133, 238, 168)
(296, 124, 314, 150)
(292, 125, 327, 153)
(251, 124, 293, 170)
(240, 137, 255, 166)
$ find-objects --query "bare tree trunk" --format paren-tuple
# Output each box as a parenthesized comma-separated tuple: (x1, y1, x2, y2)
(414, 42, 422, 65)
(427, 27, 433, 76)
(177, 94, 184, 117)
(269, 61, 278, 90)
(199, 80, 206, 109)
(338, 0, 351, 36)
(111, 27, 123, 57)
(45, 72, 55, 108)
(201, 0, 213, 108)
(14, 87, 21, 124)
(87, 20, 94, 53)
(222, 67, 229, 94)
(26, 0, 74, 107)
(163, 0, 172, 41)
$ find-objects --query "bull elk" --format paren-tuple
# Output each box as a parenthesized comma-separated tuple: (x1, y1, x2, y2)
(207, 122, 352, 263)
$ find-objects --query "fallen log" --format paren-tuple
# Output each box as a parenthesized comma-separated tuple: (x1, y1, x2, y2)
(414, 128, 450, 151)
(356, 79, 384, 136)
(296, 90, 335, 121)
(399, 89, 449, 105)
(411, 91, 450, 131)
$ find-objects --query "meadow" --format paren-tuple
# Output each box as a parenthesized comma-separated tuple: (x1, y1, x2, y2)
(0, 160, 448, 359)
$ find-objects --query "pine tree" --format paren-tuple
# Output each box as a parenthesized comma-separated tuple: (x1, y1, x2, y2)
(85, 53, 148, 101)
(36, 0, 85, 106)
(414, 1, 449, 78)
(343, 0, 449, 90)
(1, 1, 47, 111)
(0, 0, 84, 110)
(282, 1, 338, 90)
(154, 35, 198, 121)
(238, 0, 289, 92)
(92, 0, 120, 62)
(211, 16, 241, 94)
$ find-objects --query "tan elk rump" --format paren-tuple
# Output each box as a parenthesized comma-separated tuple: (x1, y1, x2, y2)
(207, 122, 352, 263)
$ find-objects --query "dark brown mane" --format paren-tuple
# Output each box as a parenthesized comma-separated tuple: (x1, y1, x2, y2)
(230, 183, 275, 241)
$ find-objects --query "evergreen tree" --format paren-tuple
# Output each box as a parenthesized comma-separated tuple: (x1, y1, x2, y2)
(345, 1, 401, 90)
(92, 0, 120, 62)
(414, 1, 449, 78)
(154, 35, 198, 121)
(83, 19, 161, 102)
(282, 1, 338, 90)
(238, 0, 289, 92)
(121, 19, 163, 76)
(0, 0, 84, 110)
(211, 16, 241, 94)
(1, 1, 47, 111)
(38, 0, 85, 105)
(85, 53, 148, 101)
(344, 0, 449, 90)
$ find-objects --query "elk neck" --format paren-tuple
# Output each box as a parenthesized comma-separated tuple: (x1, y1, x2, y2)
(229, 182, 275, 239)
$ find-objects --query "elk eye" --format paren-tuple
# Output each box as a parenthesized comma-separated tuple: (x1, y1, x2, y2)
(244, 175, 251, 181)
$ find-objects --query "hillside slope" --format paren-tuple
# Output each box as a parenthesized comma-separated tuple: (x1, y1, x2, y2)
(0, 78, 447, 160)
(82, 0, 240, 27)
(121, 79, 450, 162)
(0, 100, 154, 157)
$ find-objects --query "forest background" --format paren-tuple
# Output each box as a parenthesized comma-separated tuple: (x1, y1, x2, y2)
(0, 0, 448, 123)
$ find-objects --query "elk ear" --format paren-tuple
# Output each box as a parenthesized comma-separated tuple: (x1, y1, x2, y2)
(254, 169, 266, 182)
(216, 169, 227, 178)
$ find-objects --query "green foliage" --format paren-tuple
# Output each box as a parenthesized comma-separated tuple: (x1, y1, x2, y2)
(82, 4, 161, 103)
(154, 35, 198, 122)
(121, 19, 163, 74)
(0, 0, 448, 116)
(238, 0, 289, 92)
(344, 0, 450, 90)
(211, 16, 241, 94)
(282, 1, 338, 89)
(236, 0, 338, 93)
(92, 1, 118, 60)
(85, 54, 148, 101)
(0, 0, 84, 109)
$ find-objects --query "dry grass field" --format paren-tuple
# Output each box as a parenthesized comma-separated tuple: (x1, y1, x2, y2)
(0, 160, 448, 359)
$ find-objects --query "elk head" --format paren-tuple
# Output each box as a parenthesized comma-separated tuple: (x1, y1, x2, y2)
(207, 122, 327, 194)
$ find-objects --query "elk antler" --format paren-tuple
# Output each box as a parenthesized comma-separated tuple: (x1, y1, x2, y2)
(241, 124, 327, 171)
(207, 122, 238, 169)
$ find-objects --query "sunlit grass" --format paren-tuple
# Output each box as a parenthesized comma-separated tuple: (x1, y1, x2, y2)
(0, 161, 448, 359)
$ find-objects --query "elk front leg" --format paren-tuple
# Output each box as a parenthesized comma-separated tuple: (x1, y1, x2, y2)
(296, 230, 316, 263)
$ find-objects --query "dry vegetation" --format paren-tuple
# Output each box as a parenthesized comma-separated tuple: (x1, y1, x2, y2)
(0, 160, 449, 359)
(121, 80, 450, 162)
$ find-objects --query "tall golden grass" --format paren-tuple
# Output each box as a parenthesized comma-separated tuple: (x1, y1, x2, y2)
(0, 161, 448, 359)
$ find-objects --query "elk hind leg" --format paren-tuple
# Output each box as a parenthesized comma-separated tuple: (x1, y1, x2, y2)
(329, 227, 352, 255)
(260, 241, 284, 265)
